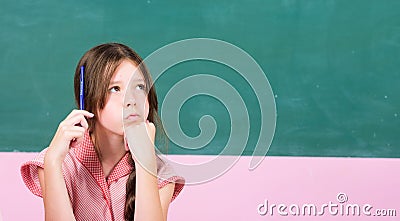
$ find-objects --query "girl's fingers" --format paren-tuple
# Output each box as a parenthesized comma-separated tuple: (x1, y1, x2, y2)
(125, 121, 156, 153)
(65, 109, 94, 128)
(62, 112, 92, 130)
(145, 122, 156, 139)
(66, 109, 95, 119)
(58, 125, 86, 140)
(71, 135, 85, 148)
(50, 125, 86, 152)
(57, 109, 93, 144)
(124, 138, 130, 151)
(47, 110, 92, 161)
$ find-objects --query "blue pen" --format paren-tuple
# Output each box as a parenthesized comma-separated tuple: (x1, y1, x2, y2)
(79, 66, 84, 110)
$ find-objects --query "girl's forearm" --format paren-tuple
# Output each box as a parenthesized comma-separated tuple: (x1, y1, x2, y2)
(43, 152, 76, 221)
(134, 160, 165, 221)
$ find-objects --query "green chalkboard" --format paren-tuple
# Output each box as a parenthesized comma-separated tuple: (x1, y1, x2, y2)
(1, 0, 399, 157)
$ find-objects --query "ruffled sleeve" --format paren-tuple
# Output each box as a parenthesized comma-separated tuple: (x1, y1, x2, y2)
(20, 148, 48, 197)
(156, 155, 185, 202)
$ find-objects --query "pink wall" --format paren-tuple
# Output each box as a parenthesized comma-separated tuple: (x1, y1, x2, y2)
(1, 152, 399, 220)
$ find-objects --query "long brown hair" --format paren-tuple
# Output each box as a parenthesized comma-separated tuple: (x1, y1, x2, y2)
(73, 43, 160, 221)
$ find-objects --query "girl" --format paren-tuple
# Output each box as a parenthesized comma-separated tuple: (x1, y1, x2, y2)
(21, 43, 184, 221)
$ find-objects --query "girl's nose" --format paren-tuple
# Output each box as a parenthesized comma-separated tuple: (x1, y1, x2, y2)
(125, 93, 136, 107)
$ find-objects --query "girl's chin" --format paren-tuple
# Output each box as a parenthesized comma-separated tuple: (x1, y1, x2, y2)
(123, 120, 143, 129)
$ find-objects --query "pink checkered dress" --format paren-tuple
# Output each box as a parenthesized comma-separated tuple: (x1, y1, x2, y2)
(21, 132, 184, 221)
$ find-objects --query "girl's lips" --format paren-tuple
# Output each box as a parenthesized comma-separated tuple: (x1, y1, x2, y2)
(126, 114, 140, 121)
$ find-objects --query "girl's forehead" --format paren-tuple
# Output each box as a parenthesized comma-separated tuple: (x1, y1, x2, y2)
(111, 60, 144, 83)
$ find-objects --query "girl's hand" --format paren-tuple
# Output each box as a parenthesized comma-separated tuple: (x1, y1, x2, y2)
(47, 110, 94, 163)
(125, 120, 157, 172)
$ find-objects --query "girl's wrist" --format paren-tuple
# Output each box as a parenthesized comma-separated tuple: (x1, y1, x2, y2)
(45, 148, 65, 166)
(134, 156, 157, 176)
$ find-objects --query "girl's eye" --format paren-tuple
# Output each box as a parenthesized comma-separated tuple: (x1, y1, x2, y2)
(136, 84, 146, 90)
(109, 86, 120, 93)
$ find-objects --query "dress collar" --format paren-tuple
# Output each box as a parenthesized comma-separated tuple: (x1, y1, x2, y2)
(74, 132, 132, 185)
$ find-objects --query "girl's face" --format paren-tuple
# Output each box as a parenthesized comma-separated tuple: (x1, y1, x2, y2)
(96, 60, 150, 136)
